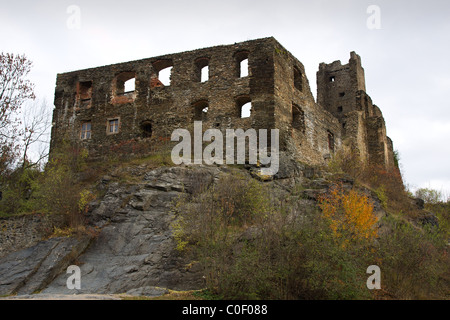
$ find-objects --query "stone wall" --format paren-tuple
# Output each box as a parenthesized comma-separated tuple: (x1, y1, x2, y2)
(0, 214, 63, 258)
(51, 38, 278, 160)
(50, 37, 396, 170)
(316, 51, 395, 168)
(272, 42, 341, 165)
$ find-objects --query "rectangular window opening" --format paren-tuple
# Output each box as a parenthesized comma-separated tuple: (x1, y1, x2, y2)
(294, 67, 303, 91)
(292, 104, 305, 133)
(328, 131, 335, 153)
(77, 81, 93, 103)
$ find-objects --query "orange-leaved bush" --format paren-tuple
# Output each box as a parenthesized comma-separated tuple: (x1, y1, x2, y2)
(318, 184, 378, 246)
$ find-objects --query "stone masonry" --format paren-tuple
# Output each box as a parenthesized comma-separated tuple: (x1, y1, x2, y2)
(50, 37, 395, 168)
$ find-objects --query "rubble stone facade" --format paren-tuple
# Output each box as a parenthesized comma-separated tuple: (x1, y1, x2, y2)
(50, 37, 394, 168)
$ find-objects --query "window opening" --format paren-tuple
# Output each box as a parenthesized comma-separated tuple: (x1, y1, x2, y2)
(235, 51, 250, 78)
(195, 58, 209, 82)
(240, 59, 248, 78)
(236, 96, 252, 118)
(80, 122, 91, 139)
(193, 100, 209, 121)
(108, 119, 119, 134)
(292, 104, 305, 132)
(78, 81, 92, 101)
(293, 67, 303, 91)
(115, 72, 135, 96)
(240, 102, 251, 118)
(328, 131, 335, 153)
(152, 60, 173, 87)
(140, 121, 152, 138)
(201, 66, 209, 82)
(158, 66, 172, 86)
(124, 78, 135, 93)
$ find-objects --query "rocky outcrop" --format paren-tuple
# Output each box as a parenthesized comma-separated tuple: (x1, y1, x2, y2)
(0, 236, 92, 296)
(0, 166, 220, 297)
(40, 166, 219, 296)
(1, 159, 377, 298)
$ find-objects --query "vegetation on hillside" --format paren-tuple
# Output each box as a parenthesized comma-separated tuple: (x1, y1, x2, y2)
(0, 52, 448, 300)
(173, 148, 449, 300)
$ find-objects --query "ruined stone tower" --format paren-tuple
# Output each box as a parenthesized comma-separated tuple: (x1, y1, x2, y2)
(317, 52, 394, 167)
(50, 37, 395, 170)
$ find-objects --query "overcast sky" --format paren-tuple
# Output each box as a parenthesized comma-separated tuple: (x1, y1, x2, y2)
(1, 0, 449, 196)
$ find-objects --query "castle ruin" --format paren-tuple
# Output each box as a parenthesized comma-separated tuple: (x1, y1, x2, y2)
(50, 37, 395, 169)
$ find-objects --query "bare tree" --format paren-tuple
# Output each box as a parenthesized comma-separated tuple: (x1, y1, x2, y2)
(20, 99, 52, 170)
(0, 53, 35, 176)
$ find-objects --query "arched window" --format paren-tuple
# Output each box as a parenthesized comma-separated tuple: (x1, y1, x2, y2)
(195, 57, 209, 82)
(152, 59, 173, 87)
(115, 72, 135, 96)
(235, 51, 249, 78)
(140, 120, 152, 138)
(236, 95, 252, 118)
(193, 100, 209, 121)
(124, 78, 135, 92)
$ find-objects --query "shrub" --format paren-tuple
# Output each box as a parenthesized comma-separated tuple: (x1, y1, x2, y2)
(174, 174, 375, 299)
(0, 165, 42, 216)
(361, 164, 415, 216)
(376, 215, 449, 299)
(318, 184, 378, 246)
(415, 188, 443, 205)
(30, 142, 94, 231)
(327, 144, 365, 181)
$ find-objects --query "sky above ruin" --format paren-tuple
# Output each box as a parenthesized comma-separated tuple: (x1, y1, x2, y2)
(1, 0, 449, 197)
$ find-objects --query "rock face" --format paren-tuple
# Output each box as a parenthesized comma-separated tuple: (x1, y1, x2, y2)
(0, 236, 92, 296)
(0, 157, 334, 297)
(40, 166, 218, 295)
(0, 166, 220, 297)
(2, 159, 383, 298)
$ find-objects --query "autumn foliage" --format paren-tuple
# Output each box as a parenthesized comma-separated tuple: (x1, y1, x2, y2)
(318, 184, 378, 245)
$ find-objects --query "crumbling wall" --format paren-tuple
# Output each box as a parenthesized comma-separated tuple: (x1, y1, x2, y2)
(316, 51, 366, 120)
(51, 38, 279, 160)
(272, 41, 342, 165)
(50, 37, 395, 170)
(316, 52, 394, 169)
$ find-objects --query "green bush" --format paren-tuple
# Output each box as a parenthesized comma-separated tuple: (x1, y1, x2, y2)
(376, 215, 449, 299)
(29, 142, 93, 230)
(0, 166, 42, 216)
